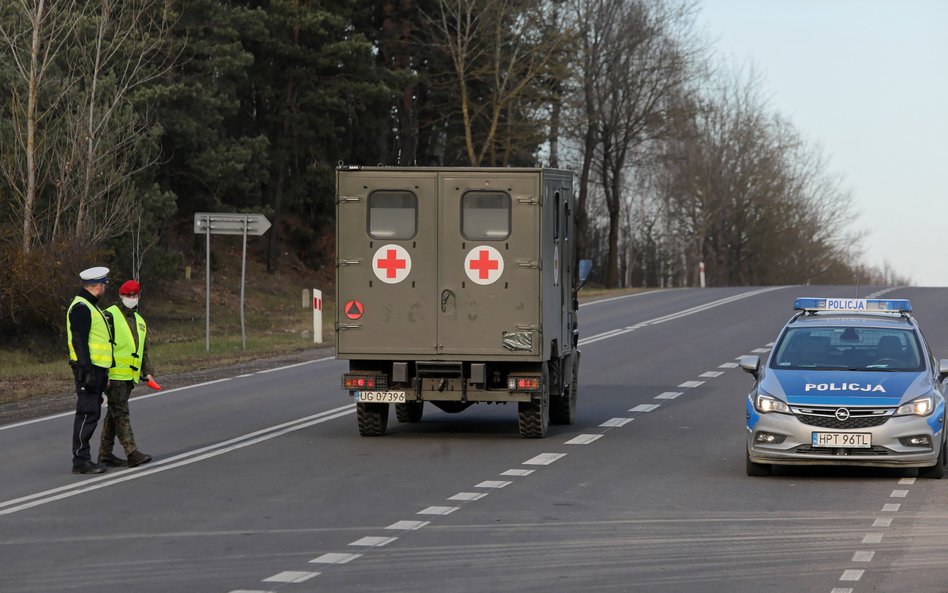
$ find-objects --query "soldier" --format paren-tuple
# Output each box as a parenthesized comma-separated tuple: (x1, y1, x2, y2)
(98, 280, 153, 468)
(67, 267, 114, 474)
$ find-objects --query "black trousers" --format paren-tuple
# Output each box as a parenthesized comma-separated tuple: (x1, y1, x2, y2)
(72, 366, 107, 466)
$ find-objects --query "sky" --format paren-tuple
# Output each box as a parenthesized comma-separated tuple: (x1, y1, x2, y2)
(699, 0, 948, 286)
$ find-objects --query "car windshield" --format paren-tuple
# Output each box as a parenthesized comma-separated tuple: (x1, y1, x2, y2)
(771, 326, 925, 371)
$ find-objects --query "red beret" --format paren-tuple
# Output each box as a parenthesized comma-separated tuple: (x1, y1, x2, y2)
(119, 280, 141, 295)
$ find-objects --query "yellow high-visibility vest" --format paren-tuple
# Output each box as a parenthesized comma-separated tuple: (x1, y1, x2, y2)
(106, 306, 147, 382)
(66, 296, 113, 368)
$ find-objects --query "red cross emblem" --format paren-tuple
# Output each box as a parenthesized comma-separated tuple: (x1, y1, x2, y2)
(464, 245, 504, 285)
(469, 249, 499, 279)
(372, 244, 412, 284)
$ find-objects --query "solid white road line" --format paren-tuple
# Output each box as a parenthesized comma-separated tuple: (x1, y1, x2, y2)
(0, 405, 355, 516)
(0, 357, 337, 432)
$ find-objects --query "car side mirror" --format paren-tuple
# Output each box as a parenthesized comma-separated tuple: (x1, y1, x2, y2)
(739, 355, 761, 379)
(939, 359, 948, 383)
(577, 259, 592, 290)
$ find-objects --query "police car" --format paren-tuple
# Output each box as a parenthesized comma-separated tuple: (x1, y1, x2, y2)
(743, 298, 948, 477)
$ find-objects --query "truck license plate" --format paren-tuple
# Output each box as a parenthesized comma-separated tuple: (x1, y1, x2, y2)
(811, 432, 872, 448)
(354, 391, 406, 403)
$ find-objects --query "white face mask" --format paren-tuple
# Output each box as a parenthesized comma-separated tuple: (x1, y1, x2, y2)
(121, 296, 139, 309)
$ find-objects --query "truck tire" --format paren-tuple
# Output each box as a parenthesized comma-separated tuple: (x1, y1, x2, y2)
(396, 401, 424, 423)
(550, 359, 577, 425)
(357, 402, 389, 436)
(518, 365, 550, 438)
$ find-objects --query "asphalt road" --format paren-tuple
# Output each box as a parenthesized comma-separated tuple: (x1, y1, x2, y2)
(2, 286, 947, 593)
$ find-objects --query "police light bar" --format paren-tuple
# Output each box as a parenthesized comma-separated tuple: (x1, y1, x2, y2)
(793, 298, 912, 313)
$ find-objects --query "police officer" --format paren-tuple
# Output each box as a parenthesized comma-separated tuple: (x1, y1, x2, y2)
(98, 280, 153, 468)
(67, 267, 114, 474)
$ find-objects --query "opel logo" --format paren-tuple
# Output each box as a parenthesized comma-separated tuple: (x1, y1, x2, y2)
(835, 408, 851, 421)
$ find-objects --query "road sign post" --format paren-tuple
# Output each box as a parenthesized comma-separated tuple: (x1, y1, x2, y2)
(194, 213, 271, 351)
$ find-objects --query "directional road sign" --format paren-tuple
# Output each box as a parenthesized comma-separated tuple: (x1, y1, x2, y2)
(194, 213, 271, 236)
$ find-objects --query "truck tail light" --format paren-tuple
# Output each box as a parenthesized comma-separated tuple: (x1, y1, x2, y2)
(342, 373, 387, 390)
(508, 375, 543, 392)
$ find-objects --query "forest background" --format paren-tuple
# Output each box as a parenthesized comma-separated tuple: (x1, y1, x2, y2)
(0, 0, 905, 355)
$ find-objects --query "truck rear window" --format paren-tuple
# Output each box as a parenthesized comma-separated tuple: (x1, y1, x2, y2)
(462, 191, 510, 240)
(368, 191, 417, 239)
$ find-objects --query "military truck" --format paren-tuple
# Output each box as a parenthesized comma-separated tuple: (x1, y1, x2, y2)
(335, 166, 588, 438)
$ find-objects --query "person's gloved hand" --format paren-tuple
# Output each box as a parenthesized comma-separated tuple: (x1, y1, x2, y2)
(81, 366, 98, 392)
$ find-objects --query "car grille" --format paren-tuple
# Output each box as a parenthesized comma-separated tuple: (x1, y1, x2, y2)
(792, 406, 894, 429)
(793, 445, 891, 456)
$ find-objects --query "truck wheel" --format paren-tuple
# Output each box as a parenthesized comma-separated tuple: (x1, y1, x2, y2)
(357, 402, 389, 436)
(550, 360, 577, 425)
(396, 401, 424, 423)
(518, 377, 549, 439)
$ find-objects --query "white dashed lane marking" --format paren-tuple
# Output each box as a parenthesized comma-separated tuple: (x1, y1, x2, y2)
(630, 404, 660, 412)
(310, 553, 362, 565)
(830, 589, 852, 593)
(752, 348, 770, 353)
(418, 506, 460, 515)
(678, 380, 705, 388)
(891, 489, 908, 498)
(699, 371, 723, 378)
(718, 362, 739, 368)
(565, 434, 604, 445)
(600, 417, 634, 427)
(862, 532, 883, 544)
(839, 569, 864, 582)
(386, 520, 428, 530)
(448, 492, 488, 501)
(523, 453, 566, 465)
(350, 536, 397, 547)
(230, 590, 273, 593)
(899, 477, 916, 485)
(852, 551, 875, 562)
(502, 469, 535, 476)
(873, 518, 892, 527)
(882, 503, 901, 512)
(654, 392, 682, 400)
(476, 480, 512, 489)
(262, 571, 320, 583)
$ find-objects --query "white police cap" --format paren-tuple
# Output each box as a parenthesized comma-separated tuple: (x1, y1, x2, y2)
(79, 266, 110, 283)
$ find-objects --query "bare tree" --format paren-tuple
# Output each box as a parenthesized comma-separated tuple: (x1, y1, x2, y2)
(0, 0, 174, 253)
(0, 0, 85, 253)
(427, 0, 568, 166)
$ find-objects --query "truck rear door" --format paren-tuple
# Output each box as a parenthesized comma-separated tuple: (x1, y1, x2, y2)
(437, 173, 540, 357)
(336, 171, 439, 356)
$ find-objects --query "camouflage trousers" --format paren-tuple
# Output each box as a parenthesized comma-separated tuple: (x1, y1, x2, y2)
(99, 379, 138, 457)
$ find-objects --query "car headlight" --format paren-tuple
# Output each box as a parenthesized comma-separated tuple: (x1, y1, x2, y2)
(755, 393, 790, 414)
(896, 395, 934, 416)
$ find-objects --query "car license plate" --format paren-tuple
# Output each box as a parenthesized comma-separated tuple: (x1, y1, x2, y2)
(354, 391, 406, 403)
(811, 432, 872, 448)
